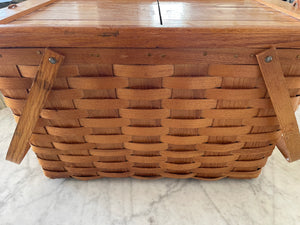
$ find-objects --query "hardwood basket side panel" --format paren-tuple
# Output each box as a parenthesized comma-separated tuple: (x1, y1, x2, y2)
(3, 48, 300, 179)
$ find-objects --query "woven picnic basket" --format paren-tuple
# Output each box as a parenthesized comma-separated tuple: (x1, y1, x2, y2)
(1, 0, 300, 181)
(1, 47, 300, 181)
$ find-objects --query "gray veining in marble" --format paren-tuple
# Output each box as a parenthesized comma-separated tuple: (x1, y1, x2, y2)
(0, 107, 300, 225)
(0, 94, 5, 109)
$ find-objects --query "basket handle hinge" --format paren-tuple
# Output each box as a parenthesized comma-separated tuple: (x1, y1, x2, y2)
(6, 49, 64, 164)
(257, 47, 300, 162)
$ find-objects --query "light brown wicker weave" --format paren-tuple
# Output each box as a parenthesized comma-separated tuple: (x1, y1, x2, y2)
(1, 0, 300, 180)
(0, 46, 299, 180)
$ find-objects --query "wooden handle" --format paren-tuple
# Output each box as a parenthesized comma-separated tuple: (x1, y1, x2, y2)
(255, 0, 300, 20)
(6, 49, 64, 164)
(257, 47, 300, 162)
(293, 0, 300, 9)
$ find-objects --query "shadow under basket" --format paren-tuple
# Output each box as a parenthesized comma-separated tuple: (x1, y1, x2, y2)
(2, 47, 300, 181)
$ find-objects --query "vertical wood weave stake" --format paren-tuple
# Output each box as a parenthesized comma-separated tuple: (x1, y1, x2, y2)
(257, 47, 300, 162)
(6, 49, 64, 164)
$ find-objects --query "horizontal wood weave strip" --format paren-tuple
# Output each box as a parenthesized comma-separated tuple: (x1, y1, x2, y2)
(2, 48, 300, 180)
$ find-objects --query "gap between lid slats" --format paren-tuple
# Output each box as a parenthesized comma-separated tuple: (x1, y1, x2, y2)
(157, 0, 163, 25)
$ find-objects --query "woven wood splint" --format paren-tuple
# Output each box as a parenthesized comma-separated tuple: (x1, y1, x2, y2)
(2, 47, 300, 180)
(1, 0, 300, 180)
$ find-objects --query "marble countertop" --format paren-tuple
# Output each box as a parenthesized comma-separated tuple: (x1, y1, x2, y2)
(0, 107, 300, 225)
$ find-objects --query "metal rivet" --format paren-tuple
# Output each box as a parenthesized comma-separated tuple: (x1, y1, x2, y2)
(8, 4, 17, 9)
(265, 56, 273, 63)
(148, 53, 152, 57)
(49, 57, 57, 64)
(161, 54, 166, 58)
(234, 54, 239, 58)
(203, 51, 208, 56)
(297, 55, 300, 60)
(36, 50, 42, 55)
(250, 54, 255, 57)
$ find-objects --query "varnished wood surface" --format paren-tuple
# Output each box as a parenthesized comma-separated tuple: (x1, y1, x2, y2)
(1, 26, 300, 48)
(0, 0, 300, 48)
(6, 49, 64, 164)
(159, 0, 298, 27)
(3, 0, 300, 27)
(10, 0, 162, 26)
(1, 47, 300, 65)
(257, 47, 300, 162)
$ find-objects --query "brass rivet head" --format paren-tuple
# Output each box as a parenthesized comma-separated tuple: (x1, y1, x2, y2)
(36, 50, 42, 55)
(297, 55, 300, 60)
(265, 56, 273, 63)
(49, 57, 57, 64)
